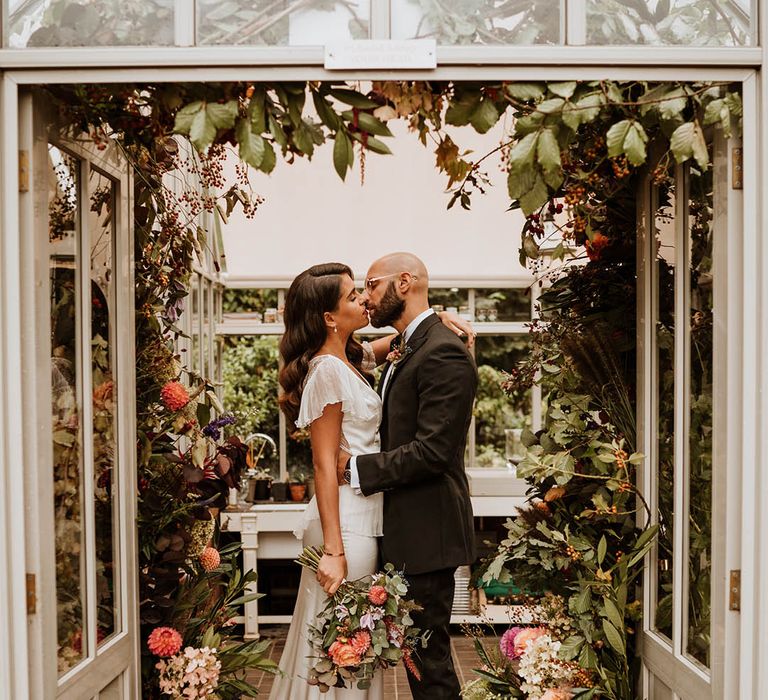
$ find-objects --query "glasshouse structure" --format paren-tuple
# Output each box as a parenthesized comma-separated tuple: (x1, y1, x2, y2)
(1, 1, 767, 699)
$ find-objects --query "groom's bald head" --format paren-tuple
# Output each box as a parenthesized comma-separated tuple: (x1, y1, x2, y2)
(364, 252, 430, 332)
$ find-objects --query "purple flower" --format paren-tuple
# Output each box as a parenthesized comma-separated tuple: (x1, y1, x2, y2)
(202, 414, 236, 441)
(500, 626, 525, 660)
(359, 612, 376, 631)
(334, 604, 349, 620)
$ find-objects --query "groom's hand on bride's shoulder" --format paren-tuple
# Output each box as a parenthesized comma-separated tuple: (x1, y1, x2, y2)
(336, 451, 351, 485)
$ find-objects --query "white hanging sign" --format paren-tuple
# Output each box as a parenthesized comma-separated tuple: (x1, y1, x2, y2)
(324, 39, 437, 70)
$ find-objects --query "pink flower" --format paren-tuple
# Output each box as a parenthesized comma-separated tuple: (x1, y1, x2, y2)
(368, 585, 388, 606)
(160, 381, 190, 411)
(148, 627, 183, 657)
(499, 626, 525, 659)
(513, 626, 548, 657)
(350, 630, 371, 655)
(328, 641, 361, 667)
(541, 689, 574, 700)
(199, 547, 220, 572)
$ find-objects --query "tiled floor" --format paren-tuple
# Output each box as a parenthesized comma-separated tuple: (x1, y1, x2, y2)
(246, 625, 481, 698)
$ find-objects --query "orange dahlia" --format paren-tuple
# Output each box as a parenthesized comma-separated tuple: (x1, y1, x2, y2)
(350, 630, 371, 655)
(200, 547, 221, 572)
(160, 381, 190, 411)
(368, 585, 388, 606)
(147, 626, 182, 657)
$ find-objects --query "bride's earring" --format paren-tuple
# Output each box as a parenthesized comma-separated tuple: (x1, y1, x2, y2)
(333, 326, 338, 333)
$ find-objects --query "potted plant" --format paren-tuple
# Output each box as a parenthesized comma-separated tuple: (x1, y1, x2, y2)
(289, 471, 308, 502)
(252, 468, 273, 501)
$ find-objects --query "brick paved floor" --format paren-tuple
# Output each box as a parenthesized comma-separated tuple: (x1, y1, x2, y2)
(246, 625, 481, 698)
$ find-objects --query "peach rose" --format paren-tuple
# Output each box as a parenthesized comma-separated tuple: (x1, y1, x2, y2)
(513, 626, 548, 657)
(328, 641, 361, 668)
(540, 688, 574, 700)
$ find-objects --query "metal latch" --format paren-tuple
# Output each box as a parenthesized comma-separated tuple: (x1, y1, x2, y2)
(729, 570, 741, 611)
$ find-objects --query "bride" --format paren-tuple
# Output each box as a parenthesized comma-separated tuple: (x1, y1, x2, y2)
(268, 262, 471, 698)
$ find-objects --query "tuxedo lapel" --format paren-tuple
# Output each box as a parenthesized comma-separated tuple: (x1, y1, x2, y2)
(382, 314, 440, 405)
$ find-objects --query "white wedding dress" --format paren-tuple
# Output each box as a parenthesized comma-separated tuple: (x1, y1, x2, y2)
(268, 347, 385, 699)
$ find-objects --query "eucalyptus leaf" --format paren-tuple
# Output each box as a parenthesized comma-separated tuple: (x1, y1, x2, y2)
(333, 130, 351, 180)
(602, 619, 625, 656)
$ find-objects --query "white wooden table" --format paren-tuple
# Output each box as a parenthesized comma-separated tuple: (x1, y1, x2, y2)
(220, 473, 529, 638)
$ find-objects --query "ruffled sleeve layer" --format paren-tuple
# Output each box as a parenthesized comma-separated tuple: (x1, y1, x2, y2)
(296, 356, 378, 429)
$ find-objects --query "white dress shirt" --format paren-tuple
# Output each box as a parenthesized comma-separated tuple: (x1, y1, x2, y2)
(349, 309, 435, 490)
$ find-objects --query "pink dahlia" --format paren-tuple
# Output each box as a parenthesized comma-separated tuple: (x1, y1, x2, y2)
(199, 547, 221, 572)
(350, 630, 371, 655)
(368, 585, 388, 606)
(147, 627, 183, 657)
(160, 381, 190, 412)
(499, 626, 525, 659)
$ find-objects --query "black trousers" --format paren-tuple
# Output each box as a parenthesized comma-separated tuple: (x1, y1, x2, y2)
(405, 567, 461, 700)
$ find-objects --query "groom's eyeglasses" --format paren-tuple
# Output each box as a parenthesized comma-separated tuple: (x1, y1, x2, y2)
(364, 272, 419, 292)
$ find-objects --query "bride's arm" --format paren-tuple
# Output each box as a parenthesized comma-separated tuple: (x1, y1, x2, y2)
(309, 402, 348, 595)
(366, 311, 476, 365)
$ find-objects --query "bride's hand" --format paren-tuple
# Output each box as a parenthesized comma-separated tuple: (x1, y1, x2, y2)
(438, 310, 477, 348)
(317, 553, 347, 596)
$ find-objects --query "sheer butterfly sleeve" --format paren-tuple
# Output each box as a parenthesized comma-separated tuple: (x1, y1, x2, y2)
(296, 357, 377, 429)
(361, 341, 377, 373)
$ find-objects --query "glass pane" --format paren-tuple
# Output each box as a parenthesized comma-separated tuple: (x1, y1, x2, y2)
(89, 168, 119, 645)
(476, 288, 530, 322)
(429, 288, 469, 315)
(190, 276, 200, 375)
(196, 0, 370, 46)
(653, 169, 675, 640)
(474, 335, 531, 468)
(586, 0, 753, 46)
(391, 0, 562, 44)
(49, 145, 86, 675)
(685, 154, 713, 668)
(223, 336, 280, 479)
(8, 0, 174, 48)
(222, 288, 279, 323)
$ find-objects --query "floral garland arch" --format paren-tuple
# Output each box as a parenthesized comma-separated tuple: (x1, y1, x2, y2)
(46, 77, 740, 698)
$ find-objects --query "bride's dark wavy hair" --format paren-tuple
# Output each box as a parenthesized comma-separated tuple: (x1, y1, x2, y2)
(278, 263, 369, 427)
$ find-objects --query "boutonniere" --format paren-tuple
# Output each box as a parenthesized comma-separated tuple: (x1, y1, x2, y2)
(386, 344, 412, 366)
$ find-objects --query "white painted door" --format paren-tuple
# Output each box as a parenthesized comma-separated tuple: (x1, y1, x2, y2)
(637, 131, 742, 699)
(21, 90, 140, 699)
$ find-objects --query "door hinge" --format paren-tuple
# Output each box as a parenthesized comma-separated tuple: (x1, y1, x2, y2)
(26, 573, 36, 615)
(18, 150, 29, 193)
(729, 569, 741, 611)
(731, 148, 743, 189)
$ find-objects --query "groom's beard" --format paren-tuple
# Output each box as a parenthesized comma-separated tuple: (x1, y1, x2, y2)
(368, 281, 405, 328)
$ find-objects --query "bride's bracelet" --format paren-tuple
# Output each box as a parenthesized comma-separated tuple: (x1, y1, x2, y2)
(323, 548, 346, 557)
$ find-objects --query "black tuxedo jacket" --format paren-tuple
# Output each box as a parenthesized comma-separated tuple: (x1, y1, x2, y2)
(357, 313, 478, 575)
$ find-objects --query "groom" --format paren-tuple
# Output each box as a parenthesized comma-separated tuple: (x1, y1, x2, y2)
(338, 252, 477, 699)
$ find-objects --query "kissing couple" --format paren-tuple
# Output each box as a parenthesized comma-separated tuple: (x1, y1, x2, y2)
(268, 252, 478, 699)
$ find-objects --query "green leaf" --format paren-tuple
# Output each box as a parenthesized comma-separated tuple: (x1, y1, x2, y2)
(574, 92, 604, 125)
(333, 130, 352, 180)
(602, 619, 625, 656)
(293, 122, 315, 157)
(537, 128, 561, 174)
(236, 118, 265, 169)
(206, 100, 238, 130)
(597, 535, 607, 565)
(579, 643, 599, 670)
(538, 97, 565, 115)
(470, 99, 500, 134)
(548, 81, 578, 99)
(558, 635, 584, 660)
(575, 586, 592, 614)
(509, 132, 539, 171)
(174, 101, 204, 135)
(519, 170, 549, 215)
(248, 87, 267, 132)
(606, 119, 648, 165)
(259, 141, 276, 174)
(350, 111, 393, 137)
(349, 131, 392, 155)
(505, 82, 545, 101)
(189, 107, 217, 152)
(196, 402, 211, 428)
(658, 87, 688, 122)
(268, 114, 288, 149)
(330, 88, 378, 109)
(312, 91, 340, 130)
(603, 597, 624, 631)
(670, 121, 709, 168)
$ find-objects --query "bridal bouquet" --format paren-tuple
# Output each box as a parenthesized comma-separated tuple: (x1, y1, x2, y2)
(296, 546, 429, 692)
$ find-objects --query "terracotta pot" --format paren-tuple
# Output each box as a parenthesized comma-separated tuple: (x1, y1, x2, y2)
(289, 483, 307, 502)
